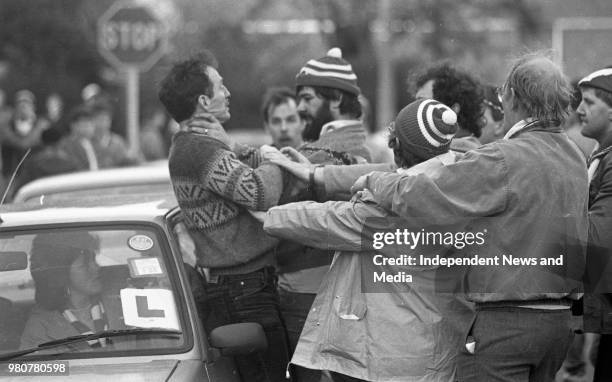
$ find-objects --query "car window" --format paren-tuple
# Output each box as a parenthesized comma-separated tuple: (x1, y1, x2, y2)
(0, 226, 186, 357)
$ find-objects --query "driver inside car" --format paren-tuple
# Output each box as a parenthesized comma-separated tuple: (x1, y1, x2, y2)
(20, 231, 118, 350)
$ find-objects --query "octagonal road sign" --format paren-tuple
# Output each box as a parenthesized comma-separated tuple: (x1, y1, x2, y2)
(97, 1, 167, 71)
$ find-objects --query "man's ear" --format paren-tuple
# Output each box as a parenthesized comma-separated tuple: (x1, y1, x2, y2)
(198, 94, 210, 110)
(451, 103, 461, 115)
(330, 97, 341, 111)
(493, 121, 505, 136)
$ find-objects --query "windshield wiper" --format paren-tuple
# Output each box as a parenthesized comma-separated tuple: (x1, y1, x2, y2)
(0, 328, 182, 361)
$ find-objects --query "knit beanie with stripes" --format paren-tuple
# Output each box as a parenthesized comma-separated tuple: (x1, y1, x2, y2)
(295, 47, 360, 95)
(394, 99, 458, 160)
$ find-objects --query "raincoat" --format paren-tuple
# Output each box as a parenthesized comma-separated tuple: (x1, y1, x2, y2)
(264, 153, 473, 382)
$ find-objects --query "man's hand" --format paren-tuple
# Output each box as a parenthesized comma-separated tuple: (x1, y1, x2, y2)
(266, 153, 312, 182)
(181, 113, 234, 149)
(260, 144, 285, 162)
(279, 147, 311, 165)
(351, 172, 374, 195)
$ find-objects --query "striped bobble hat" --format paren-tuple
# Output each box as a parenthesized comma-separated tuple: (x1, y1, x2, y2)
(296, 47, 360, 95)
(394, 99, 458, 160)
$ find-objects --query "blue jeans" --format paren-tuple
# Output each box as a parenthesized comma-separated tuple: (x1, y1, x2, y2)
(279, 289, 321, 382)
(204, 267, 291, 382)
(457, 306, 574, 382)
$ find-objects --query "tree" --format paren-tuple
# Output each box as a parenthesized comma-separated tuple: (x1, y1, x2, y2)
(0, 0, 105, 108)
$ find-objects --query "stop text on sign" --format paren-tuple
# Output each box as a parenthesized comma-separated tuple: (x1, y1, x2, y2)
(101, 21, 163, 51)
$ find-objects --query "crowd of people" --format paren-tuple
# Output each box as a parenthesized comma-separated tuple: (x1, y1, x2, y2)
(155, 46, 612, 382)
(3, 43, 610, 381)
(0, 85, 174, 200)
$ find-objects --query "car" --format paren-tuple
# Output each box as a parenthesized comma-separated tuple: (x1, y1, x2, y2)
(12, 161, 174, 205)
(0, 197, 266, 381)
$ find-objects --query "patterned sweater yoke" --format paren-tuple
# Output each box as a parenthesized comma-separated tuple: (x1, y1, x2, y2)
(169, 132, 283, 274)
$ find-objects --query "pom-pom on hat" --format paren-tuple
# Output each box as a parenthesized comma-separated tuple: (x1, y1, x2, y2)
(393, 99, 458, 160)
(579, 68, 612, 94)
(295, 47, 360, 95)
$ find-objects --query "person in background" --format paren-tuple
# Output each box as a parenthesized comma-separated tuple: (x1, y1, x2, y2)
(89, 98, 140, 168)
(414, 62, 484, 152)
(478, 84, 505, 144)
(139, 108, 169, 161)
(0, 88, 12, 194)
(261, 87, 304, 149)
(577, 68, 612, 382)
(81, 83, 102, 105)
(56, 104, 99, 172)
(0, 90, 48, 180)
(353, 52, 587, 382)
(563, 82, 597, 161)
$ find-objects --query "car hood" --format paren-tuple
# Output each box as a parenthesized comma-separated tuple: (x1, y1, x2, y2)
(2, 359, 204, 382)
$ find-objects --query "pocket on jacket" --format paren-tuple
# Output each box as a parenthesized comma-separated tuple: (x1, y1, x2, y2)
(460, 311, 478, 355)
(321, 297, 368, 359)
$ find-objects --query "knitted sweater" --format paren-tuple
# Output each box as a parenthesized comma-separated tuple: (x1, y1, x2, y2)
(168, 131, 283, 275)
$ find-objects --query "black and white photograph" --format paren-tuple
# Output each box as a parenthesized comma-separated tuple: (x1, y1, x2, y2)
(0, 1, 611, 381)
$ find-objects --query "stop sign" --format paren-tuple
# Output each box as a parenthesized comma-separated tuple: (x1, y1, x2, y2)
(97, 1, 167, 71)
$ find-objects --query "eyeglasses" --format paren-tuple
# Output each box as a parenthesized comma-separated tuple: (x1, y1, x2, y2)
(483, 99, 504, 121)
(495, 86, 504, 104)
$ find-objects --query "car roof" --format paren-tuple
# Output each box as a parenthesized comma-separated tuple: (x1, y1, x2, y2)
(0, 195, 179, 228)
(13, 161, 170, 203)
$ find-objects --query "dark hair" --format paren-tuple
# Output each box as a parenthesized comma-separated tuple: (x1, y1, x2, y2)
(158, 50, 219, 122)
(298, 85, 362, 119)
(68, 104, 93, 124)
(261, 87, 297, 122)
(415, 62, 484, 137)
(88, 97, 114, 116)
(387, 133, 421, 168)
(30, 231, 100, 311)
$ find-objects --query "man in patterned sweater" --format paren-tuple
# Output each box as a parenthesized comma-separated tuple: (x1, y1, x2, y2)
(158, 50, 288, 382)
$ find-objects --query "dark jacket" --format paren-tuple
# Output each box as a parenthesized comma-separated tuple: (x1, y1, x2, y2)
(584, 148, 612, 333)
(365, 122, 589, 303)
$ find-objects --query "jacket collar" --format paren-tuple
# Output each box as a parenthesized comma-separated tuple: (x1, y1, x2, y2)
(588, 144, 612, 165)
(503, 118, 561, 140)
(320, 119, 361, 136)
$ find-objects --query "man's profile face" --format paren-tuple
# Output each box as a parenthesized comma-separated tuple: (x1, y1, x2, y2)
(204, 66, 231, 123)
(577, 88, 612, 143)
(72, 118, 95, 140)
(297, 86, 333, 141)
(92, 111, 112, 139)
(479, 104, 503, 144)
(415, 80, 434, 100)
(265, 99, 304, 148)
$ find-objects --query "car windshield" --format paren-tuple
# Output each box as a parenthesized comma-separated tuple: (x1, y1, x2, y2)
(0, 226, 186, 358)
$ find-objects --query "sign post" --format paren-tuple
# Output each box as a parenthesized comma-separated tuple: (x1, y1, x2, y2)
(97, 1, 167, 154)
